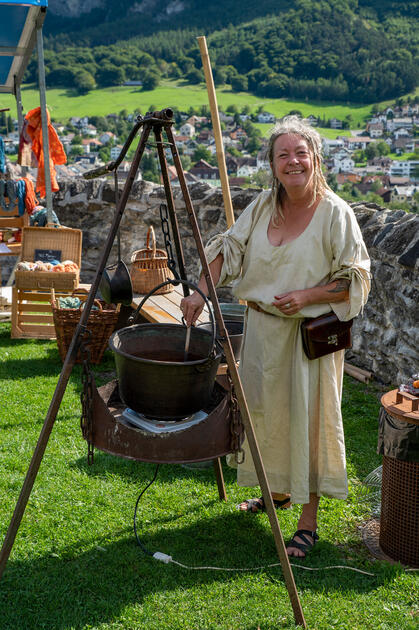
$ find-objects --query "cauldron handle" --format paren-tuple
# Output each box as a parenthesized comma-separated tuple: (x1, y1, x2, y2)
(130, 279, 217, 357)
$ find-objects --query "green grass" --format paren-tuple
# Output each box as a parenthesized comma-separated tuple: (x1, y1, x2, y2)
(0, 79, 373, 130)
(0, 321, 417, 630)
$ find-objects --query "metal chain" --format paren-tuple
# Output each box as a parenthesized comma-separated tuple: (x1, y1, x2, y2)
(227, 369, 245, 464)
(79, 326, 95, 465)
(159, 202, 179, 279)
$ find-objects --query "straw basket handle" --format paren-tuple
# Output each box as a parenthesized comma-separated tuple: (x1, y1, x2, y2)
(146, 225, 157, 257)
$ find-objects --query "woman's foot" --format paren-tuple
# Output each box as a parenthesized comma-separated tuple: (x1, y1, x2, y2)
(286, 529, 318, 558)
(237, 495, 291, 512)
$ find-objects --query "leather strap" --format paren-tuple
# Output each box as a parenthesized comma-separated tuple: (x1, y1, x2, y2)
(247, 300, 265, 314)
(247, 301, 278, 317)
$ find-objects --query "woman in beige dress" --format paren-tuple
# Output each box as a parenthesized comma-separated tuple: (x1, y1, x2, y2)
(181, 116, 370, 558)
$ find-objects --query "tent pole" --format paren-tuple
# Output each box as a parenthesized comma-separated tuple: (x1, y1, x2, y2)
(35, 23, 53, 223)
(14, 77, 24, 136)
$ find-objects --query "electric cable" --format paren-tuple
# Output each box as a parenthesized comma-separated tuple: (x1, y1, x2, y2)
(133, 464, 160, 556)
(133, 468, 417, 576)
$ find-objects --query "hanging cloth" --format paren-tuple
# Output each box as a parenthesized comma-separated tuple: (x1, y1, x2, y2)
(21, 177, 37, 214)
(0, 137, 6, 174)
(0, 180, 26, 215)
(19, 107, 67, 199)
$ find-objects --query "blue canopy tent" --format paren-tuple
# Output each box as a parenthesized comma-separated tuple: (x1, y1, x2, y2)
(0, 0, 53, 217)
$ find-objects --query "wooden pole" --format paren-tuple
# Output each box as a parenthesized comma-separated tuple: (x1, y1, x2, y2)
(197, 36, 235, 228)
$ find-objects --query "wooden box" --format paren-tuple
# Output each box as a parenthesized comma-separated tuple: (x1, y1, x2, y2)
(11, 284, 90, 339)
(15, 226, 82, 291)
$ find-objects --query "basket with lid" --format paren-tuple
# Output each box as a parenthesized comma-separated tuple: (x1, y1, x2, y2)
(15, 226, 82, 291)
(130, 225, 173, 295)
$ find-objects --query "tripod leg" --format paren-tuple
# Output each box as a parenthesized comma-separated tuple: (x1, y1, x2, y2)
(0, 123, 153, 582)
(213, 458, 227, 502)
(165, 124, 306, 628)
(154, 126, 189, 296)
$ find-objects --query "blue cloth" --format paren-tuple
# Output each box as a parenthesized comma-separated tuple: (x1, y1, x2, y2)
(30, 206, 60, 227)
(0, 137, 5, 174)
(16, 179, 26, 216)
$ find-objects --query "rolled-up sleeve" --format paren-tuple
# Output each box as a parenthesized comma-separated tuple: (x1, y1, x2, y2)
(329, 206, 371, 321)
(203, 191, 270, 287)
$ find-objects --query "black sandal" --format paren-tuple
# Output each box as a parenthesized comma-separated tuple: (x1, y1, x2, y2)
(237, 496, 291, 512)
(287, 529, 319, 558)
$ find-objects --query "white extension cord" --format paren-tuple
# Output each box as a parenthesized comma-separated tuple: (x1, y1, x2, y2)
(152, 552, 376, 575)
(152, 551, 418, 575)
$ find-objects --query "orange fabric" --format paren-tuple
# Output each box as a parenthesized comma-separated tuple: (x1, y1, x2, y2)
(21, 177, 37, 214)
(23, 107, 67, 199)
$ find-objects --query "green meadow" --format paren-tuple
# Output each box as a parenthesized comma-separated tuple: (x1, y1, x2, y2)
(0, 79, 373, 136)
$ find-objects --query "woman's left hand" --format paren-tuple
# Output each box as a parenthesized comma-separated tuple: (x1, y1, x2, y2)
(272, 289, 311, 315)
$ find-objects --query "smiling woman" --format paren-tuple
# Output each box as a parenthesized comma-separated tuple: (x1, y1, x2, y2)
(181, 115, 371, 560)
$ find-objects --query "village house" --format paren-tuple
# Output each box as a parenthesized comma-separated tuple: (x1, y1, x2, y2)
(186, 115, 208, 128)
(99, 131, 117, 144)
(179, 122, 195, 137)
(390, 185, 418, 203)
(256, 148, 269, 171)
(117, 160, 142, 183)
(391, 137, 415, 155)
(343, 136, 374, 151)
(386, 117, 413, 133)
(389, 160, 419, 180)
(257, 111, 276, 124)
(322, 138, 344, 155)
(230, 127, 248, 142)
(189, 159, 220, 186)
(173, 135, 190, 149)
(305, 115, 319, 127)
(330, 118, 343, 129)
(393, 127, 411, 139)
(110, 145, 124, 160)
(331, 151, 355, 174)
(367, 122, 384, 138)
(236, 157, 258, 177)
(336, 172, 362, 186)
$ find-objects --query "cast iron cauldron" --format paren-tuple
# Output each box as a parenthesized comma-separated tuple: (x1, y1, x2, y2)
(109, 279, 221, 419)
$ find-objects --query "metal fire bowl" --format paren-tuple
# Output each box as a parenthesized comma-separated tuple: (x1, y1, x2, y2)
(88, 377, 241, 464)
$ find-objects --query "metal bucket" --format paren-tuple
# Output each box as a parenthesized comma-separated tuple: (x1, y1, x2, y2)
(198, 319, 243, 362)
(109, 323, 222, 419)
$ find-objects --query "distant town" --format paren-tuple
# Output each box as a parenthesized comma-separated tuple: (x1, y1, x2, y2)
(2, 101, 419, 211)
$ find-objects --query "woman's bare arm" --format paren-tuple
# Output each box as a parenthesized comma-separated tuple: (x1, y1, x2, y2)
(181, 253, 224, 325)
(272, 278, 350, 316)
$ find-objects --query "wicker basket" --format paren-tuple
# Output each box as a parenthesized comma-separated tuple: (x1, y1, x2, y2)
(51, 289, 120, 364)
(130, 226, 173, 295)
(15, 226, 82, 291)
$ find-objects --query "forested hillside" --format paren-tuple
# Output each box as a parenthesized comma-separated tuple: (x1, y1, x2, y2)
(32, 0, 418, 104)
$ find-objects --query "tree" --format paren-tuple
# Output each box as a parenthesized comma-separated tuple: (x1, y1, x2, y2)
(186, 68, 202, 85)
(74, 70, 96, 94)
(142, 71, 159, 91)
(192, 144, 211, 162)
(231, 74, 248, 92)
(250, 169, 271, 189)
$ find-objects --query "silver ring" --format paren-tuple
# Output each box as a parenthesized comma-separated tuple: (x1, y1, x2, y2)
(285, 302, 291, 308)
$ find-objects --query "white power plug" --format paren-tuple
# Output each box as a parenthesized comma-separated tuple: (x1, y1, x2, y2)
(153, 551, 172, 564)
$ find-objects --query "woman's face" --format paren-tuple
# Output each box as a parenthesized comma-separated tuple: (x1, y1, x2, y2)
(271, 134, 315, 195)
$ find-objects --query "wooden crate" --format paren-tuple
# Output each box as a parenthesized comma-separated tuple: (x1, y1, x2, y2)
(0, 205, 29, 258)
(11, 284, 91, 339)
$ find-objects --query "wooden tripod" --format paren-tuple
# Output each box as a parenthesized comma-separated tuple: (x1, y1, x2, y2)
(0, 109, 306, 628)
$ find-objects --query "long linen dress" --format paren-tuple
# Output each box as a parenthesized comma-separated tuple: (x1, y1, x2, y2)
(205, 189, 371, 504)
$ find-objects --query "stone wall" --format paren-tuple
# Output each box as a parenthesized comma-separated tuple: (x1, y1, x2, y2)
(6, 178, 419, 385)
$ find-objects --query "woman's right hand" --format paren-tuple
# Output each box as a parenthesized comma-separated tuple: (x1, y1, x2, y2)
(180, 291, 206, 327)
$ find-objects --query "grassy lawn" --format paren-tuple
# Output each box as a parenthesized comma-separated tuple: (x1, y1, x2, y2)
(0, 321, 417, 629)
(0, 79, 372, 130)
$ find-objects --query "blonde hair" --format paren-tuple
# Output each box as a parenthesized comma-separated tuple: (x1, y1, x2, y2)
(267, 115, 330, 218)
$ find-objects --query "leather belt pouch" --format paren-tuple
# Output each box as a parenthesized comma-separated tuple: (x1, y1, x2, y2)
(301, 312, 353, 360)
